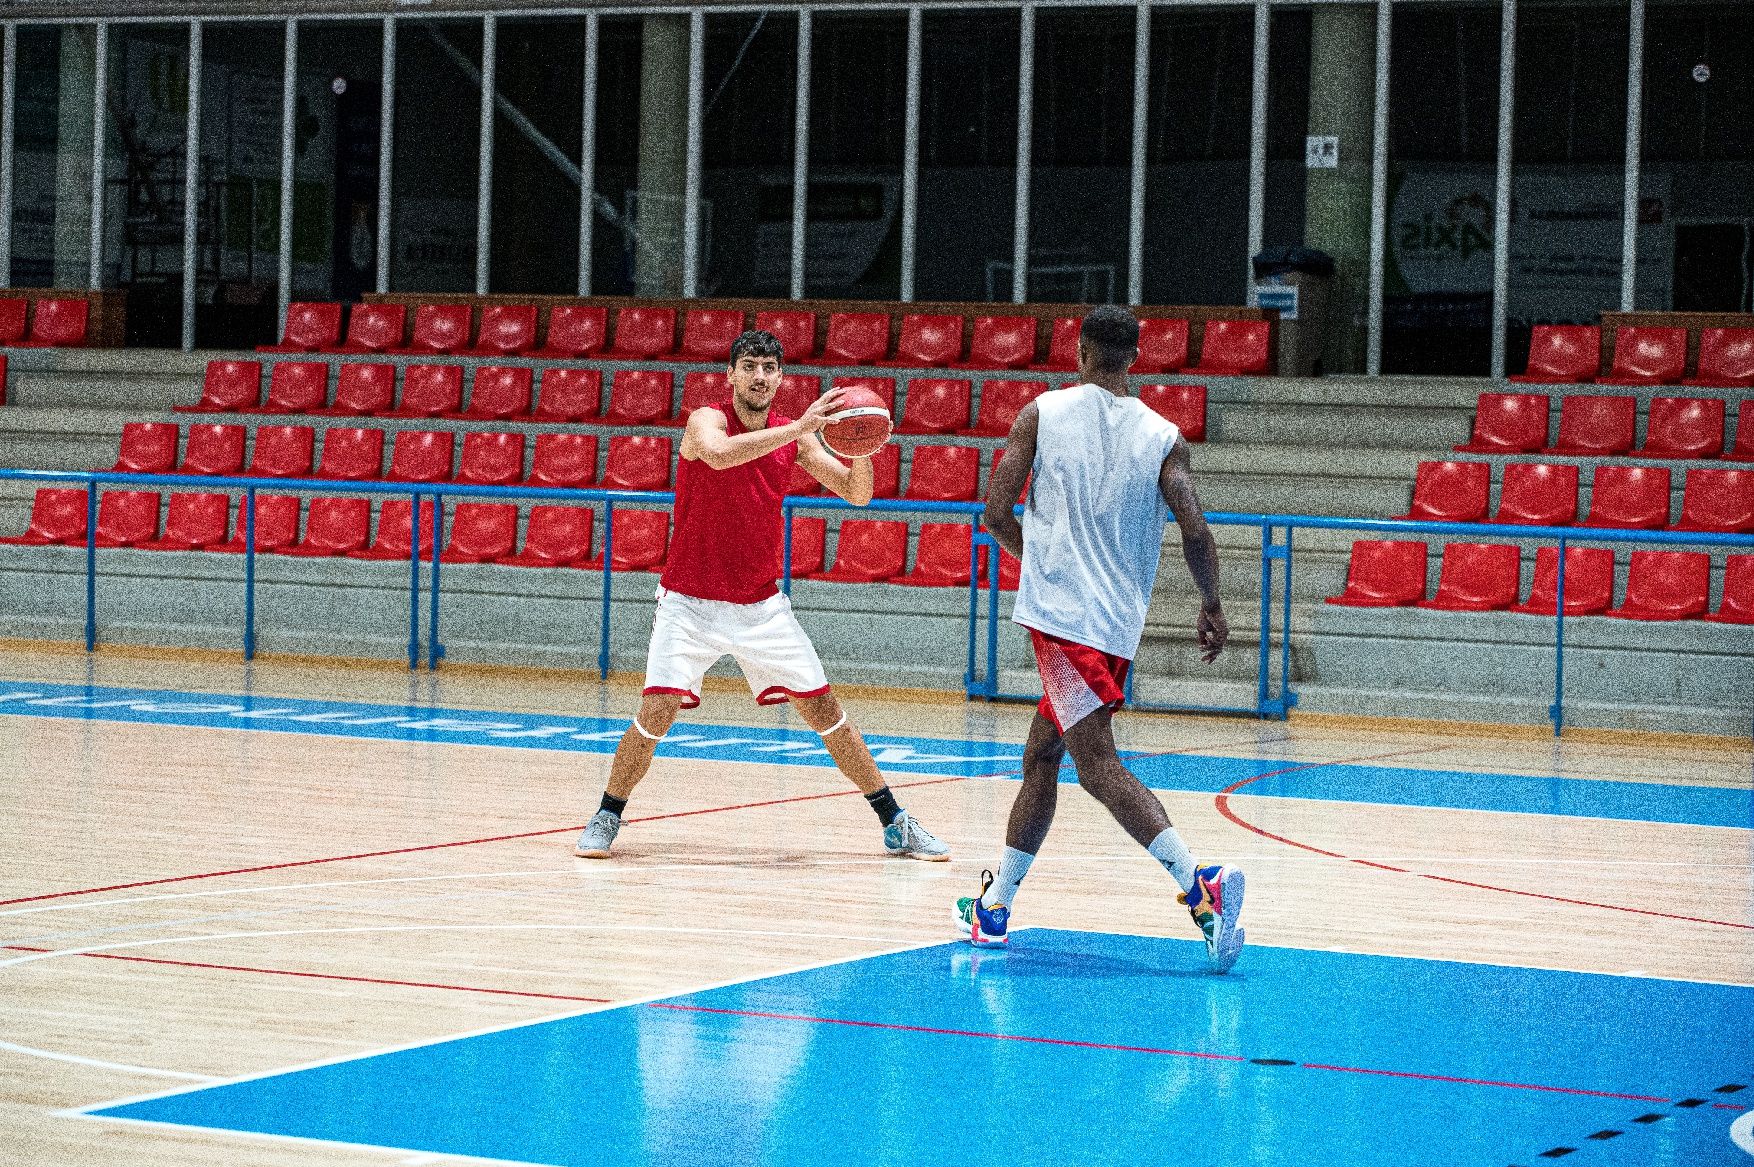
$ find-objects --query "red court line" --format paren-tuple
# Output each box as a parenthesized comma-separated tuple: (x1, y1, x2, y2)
(3, 944, 611, 1004)
(0, 775, 969, 908)
(1297, 1061, 1669, 1103)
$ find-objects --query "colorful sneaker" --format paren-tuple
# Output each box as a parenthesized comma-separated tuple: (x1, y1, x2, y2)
(573, 810, 621, 859)
(1178, 864, 1245, 973)
(884, 811, 950, 861)
(954, 870, 1010, 947)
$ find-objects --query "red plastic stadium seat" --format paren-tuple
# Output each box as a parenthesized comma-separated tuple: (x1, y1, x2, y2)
(386, 430, 455, 484)
(904, 445, 980, 502)
(136, 492, 230, 551)
(384, 364, 463, 418)
(1138, 384, 1207, 441)
(1606, 551, 1711, 621)
(1581, 465, 1671, 529)
(531, 305, 609, 359)
(1416, 542, 1521, 611)
(1511, 325, 1600, 384)
(1509, 546, 1616, 616)
(680, 372, 730, 422)
(1640, 397, 1725, 460)
(602, 370, 676, 426)
(1704, 555, 1754, 624)
(277, 497, 372, 557)
(337, 303, 405, 353)
(753, 310, 818, 363)
(456, 431, 526, 487)
(1325, 540, 1429, 607)
(1135, 319, 1190, 374)
(1189, 319, 1269, 375)
(679, 309, 744, 362)
(529, 433, 598, 489)
(459, 366, 533, 421)
(210, 494, 301, 554)
(397, 304, 472, 355)
(787, 461, 821, 497)
(583, 510, 669, 572)
(830, 376, 897, 415)
(112, 422, 179, 474)
(1546, 395, 1635, 456)
(1732, 406, 1754, 463)
(870, 443, 901, 498)
(1455, 392, 1550, 454)
(895, 522, 979, 587)
(772, 374, 821, 420)
(807, 313, 889, 366)
(966, 380, 1047, 437)
(897, 378, 972, 434)
(882, 314, 962, 367)
(441, 503, 519, 564)
(248, 362, 329, 415)
(347, 499, 438, 561)
(1392, 461, 1489, 523)
(315, 363, 396, 417)
(1672, 468, 1754, 533)
(0, 488, 89, 545)
(959, 316, 1037, 370)
(785, 516, 827, 577)
(534, 368, 603, 422)
(496, 506, 594, 568)
(260, 301, 342, 353)
(1031, 317, 1081, 372)
(246, 425, 315, 478)
(92, 491, 159, 547)
(17, 298, 89, 347)
(0, 298, 24, 344)
(1491, 463, 1578, 526)
(465, 304, 539, 356)
(176, 424, 246, 476)
(315, 427, 385, 481)
(603, 307, 677, 360)
(178, 360, 262, 413)
(808, 520, 907, 582)
(601, 435, 673, 492)
(1597, 326, 1686, 386)
(1684, 328, 1754, 389)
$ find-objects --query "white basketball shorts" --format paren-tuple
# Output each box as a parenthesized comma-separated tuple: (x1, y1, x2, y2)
(642, 586, 830, 708)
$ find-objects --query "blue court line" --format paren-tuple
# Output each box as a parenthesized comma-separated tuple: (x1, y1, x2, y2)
(1, 681, 1748, 829)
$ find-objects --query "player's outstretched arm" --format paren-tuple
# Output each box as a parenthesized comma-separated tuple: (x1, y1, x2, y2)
(797, 432, 874, 506)
(983, 402, 1039, 560)
(681, 389, 846, 471)
(1159, 440, 1228, 663)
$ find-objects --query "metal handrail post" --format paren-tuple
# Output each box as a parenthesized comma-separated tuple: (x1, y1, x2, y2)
(83, 481, 97, 651)
(1552, 535, 1567, 735)
(1279, 523, 1296, 716)
(964, 513, 980, 696)
(1255, 518, 1272, 713)
(598, 499, 613, 679)
(781, 503, 794, 595)
(428, 493, 443, 670)
(986, 538, 1001, 698)
(243, 487, 256, 660)
(406, 490, 421, 670)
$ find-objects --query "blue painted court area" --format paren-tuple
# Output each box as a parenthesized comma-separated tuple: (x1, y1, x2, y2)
(85, 930, 1753, 1167)
(2, 681, 1748, 827)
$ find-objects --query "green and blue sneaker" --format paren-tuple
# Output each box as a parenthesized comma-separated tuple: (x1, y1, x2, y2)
(954, 870, 1011, 947)
(1178, 864, 1245, 973)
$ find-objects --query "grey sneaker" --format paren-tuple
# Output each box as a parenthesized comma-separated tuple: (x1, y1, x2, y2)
(573, 810, 621, 859)
(883, 812, 950, 861)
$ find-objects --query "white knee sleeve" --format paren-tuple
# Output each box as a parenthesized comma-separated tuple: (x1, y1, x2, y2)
(632, 717, 665, 742)
(816, 711, 848, 738)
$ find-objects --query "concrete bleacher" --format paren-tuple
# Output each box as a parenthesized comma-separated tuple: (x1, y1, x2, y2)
(0, 345, 1746, 737)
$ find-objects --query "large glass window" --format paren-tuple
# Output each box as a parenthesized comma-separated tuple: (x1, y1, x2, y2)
(491, 18, 588, 295)
(10, 25, 64, 290)
(700, 11, 798, 298)
(388, 19, 482, 294)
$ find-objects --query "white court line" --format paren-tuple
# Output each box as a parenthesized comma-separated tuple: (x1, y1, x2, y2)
(0, 1040, 217, 1083)
(1731, 1108, 1754, 1157)
(70, 1114, 563, 1167)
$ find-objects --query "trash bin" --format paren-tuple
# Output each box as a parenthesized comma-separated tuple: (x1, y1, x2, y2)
(1252, 247, 1335, 377)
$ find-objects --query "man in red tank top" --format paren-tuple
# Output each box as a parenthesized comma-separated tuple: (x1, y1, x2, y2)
(575, 330, 950, 862)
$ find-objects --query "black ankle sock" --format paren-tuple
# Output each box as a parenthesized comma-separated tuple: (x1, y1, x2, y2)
(600, 793, 628, 819)
(865, 786, 902, 826)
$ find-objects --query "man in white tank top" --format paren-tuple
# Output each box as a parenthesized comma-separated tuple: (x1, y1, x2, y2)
(954, 306, 1246, 972)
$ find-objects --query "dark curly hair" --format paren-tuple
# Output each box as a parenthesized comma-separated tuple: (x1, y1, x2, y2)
(728, 329, 785, 366)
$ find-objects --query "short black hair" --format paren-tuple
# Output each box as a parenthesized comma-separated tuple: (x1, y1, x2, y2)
(1080, 305, 1140, 373)
(728, 329, 784, 367)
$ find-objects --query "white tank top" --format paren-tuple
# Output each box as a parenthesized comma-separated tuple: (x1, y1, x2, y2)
(1010, 383, 1181, 659)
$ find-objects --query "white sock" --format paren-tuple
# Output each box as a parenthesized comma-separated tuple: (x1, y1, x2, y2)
(1147, 827, 1197, 893)
(983, 846, 1034, 909)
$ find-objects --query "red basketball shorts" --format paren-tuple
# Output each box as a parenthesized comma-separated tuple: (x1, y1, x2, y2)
(1028, 628, 1131, 732)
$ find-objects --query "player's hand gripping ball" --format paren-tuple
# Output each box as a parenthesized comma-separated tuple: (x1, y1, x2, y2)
(820, 386, 893, 459)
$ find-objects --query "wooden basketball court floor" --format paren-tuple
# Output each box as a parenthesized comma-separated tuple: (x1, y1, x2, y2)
(0, 640, 1749, 1166)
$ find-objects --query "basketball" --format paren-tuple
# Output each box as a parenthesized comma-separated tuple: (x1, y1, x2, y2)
(821, 386, 893, 459)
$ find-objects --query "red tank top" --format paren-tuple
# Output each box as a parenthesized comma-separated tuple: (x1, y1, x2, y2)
(660, 402, 798, 604)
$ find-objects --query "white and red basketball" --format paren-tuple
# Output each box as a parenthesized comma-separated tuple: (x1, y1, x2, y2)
(821, 386, 893, 459)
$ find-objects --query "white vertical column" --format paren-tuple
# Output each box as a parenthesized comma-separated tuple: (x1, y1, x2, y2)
(899, 6, 921, 302)
(278, 18, 297, 326)
(1490, 0, 1517, 378)
(0, 24, 13, 285)
(377, 17, 395, 293)
(1127, 0, 1149, 305)
(1011, 3, 1034, 304)
(475, 14, 496, 295)
(577, 12, 598, 296)
(682, 9, 704, 298)
(88, 22, 108, 289)
(1246, 0, 1270, 298)
(790, 9, 812, 300)
(1620, 0, 1645, 311)
(1365, 0, 1390, 376)
(182, 20, 202, 352)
